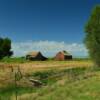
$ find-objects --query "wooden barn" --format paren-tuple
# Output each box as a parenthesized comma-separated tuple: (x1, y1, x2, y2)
(26, 51, 47, 61)
(55, 50, 72, 61)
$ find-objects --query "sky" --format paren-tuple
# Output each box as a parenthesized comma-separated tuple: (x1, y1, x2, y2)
(0, 0, 100, 57)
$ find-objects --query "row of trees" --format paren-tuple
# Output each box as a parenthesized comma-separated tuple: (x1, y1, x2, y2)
(0, 37, 13, 59)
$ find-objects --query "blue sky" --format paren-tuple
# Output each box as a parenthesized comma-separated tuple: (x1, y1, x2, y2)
(0, 0, 100, 57)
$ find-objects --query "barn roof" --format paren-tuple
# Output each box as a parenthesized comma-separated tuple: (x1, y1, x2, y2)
(61, 50, 71, 56)
(26, 51, 40, 57)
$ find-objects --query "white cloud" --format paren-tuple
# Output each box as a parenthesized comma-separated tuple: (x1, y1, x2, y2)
(11, 40, 88, 57)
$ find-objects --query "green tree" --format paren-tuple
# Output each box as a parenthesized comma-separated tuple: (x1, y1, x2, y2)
(0, 38, 4, 59)
(84, 5, 100, 67)
(0, 37, 13, 59)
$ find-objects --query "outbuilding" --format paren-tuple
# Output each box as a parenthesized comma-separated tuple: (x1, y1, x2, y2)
(26, 51, 47, 61)
(55, 50, 72, 61)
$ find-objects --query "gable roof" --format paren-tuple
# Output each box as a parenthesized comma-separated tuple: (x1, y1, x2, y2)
(60, 50, 71, 56)
(26, 51, 40, 57)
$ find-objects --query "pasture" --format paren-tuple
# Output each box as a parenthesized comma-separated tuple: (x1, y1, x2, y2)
(1, 59, 99, 100)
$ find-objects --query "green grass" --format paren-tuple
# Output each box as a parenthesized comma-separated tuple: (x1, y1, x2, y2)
(35, 75, 100, 100)
(24, 67, 100, 100)
(0, 85, 37, 100)
(0, 66, 100, 100)
(0, 57, 27, 63)
(30, 67, 87, 85)
(0, 56, 91, 63)
(73, 57, 90, 61)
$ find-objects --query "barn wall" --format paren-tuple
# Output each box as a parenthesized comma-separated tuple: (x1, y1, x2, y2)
(55, 52, 72, 61)
(55, 52, 65, 61)
(64, 55, 72, 60)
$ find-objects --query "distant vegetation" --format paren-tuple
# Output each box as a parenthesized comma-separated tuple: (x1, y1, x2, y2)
(0, 37, 13, 59)
(73, 57, 90, 61)
(0, 57, 27, 63)
(0, 56, 90, 63)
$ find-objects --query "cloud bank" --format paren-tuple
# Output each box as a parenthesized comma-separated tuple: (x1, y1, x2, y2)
(12, 41, 88, 57)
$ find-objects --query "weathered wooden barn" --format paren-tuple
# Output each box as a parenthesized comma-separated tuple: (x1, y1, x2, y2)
(55, 50, 72, 61)
(26, 51, 47, 61)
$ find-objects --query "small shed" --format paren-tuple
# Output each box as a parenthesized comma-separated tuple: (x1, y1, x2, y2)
(26, 51, 47, 61)
(55, 50, 72, 61)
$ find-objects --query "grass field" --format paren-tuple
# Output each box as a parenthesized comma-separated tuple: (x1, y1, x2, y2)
(1, 59, 100, 100)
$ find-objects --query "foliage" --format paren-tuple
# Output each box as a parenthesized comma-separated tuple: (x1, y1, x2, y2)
(84, 5, 100, 67)
(0, 57, 26, 63)
(0, 37, 13, 59)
